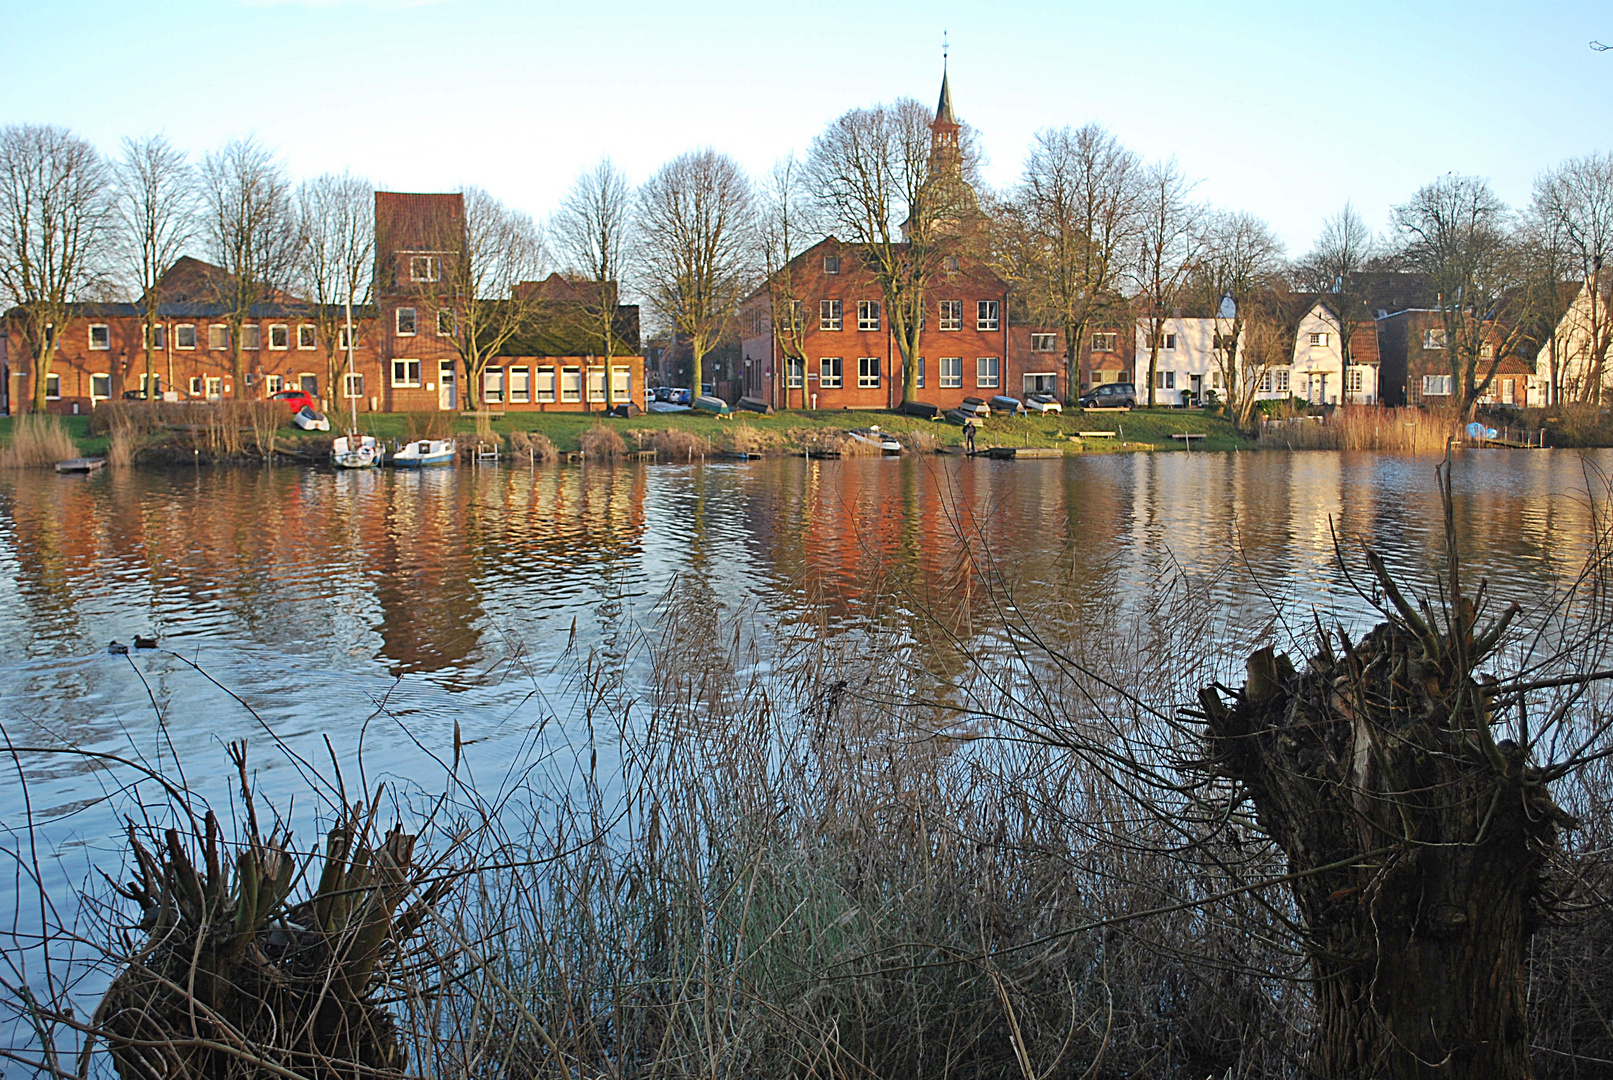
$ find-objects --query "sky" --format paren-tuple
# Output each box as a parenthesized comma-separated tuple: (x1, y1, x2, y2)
(3, 0, 1611, 261)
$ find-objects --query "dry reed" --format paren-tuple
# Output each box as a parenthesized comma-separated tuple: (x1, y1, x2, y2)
(0, 414, 77, 467)
(647, 427, 710, 461)
(509, 429, 559, 462)
(579, 424, 627, 458)
(899, 427, 943, 454)
(1258, 406, 1461, 451)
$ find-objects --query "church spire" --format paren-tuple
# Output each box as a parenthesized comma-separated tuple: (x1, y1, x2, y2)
(936, 33, 956, 127)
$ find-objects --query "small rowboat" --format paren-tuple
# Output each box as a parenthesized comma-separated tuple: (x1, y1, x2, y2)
(292, 405, 330, 431)
(959, 397, 992, 418)
(693, 395, 732, 416)
(390, 439, 456, 467)
(332, 434, 380, 469)
(989, 395, 1024, 415)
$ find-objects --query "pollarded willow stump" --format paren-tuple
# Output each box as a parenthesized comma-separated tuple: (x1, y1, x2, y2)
(1199, 589, 1574, 1080)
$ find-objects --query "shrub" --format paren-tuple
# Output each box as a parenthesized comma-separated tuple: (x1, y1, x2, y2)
(649, 428, 710, 461)
(900, 427, 943, 454)
(579, 424, 627, 458)
(0, 414, 77, 467)
(509, 429, 558, 462)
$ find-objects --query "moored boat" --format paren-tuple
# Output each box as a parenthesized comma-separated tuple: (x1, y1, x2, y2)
(848, 425, 902, 454)
(693, 395, 731, 416)
(898, 400, 944, 420)
(959, 397, 991, 418)
(292, 406, 331, 431)
(389, 438, 456, 467)
(989, 395, 1024, 415)
(332, 434, 380, 469)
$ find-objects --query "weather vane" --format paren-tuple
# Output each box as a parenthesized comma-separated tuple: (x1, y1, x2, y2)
(943, 31, 949, 65)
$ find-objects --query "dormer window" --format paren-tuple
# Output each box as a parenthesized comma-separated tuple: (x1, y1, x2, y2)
(409, 255, 440, 282)
(823, 254, 840, 275)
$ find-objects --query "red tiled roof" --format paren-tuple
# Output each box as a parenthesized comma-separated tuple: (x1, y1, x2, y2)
(374, 192, 464, 256)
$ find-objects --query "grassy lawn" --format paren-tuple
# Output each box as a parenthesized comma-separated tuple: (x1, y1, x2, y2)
(1, 406, 1251, 459)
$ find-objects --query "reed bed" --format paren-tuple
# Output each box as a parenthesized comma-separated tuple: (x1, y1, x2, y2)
(579, 424, 628, 459)
(509, 428, 559, 463)
(0, 413, 77, 467)
(1257, 406, 1461, 451)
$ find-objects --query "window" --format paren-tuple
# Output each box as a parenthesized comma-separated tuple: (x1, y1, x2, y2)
(857, 356, 881, 388)
(1154, 370, 1176, 390)
(1345, 367, 1363, 394)
(916, 356, 925, 388)
(176, 324, 196, 350)
(560, 367, 581, 402)
(395, 307, 417, 336)
(91, 373, 110, 399)
(823, 254, 841, 275)
(1423, 328, 1447, 349)
(786, 356, 804, 388)
(189, 376, 203, 397)
(938, 300, 962, 331)
(344, 372, 364, 398)
(437, 309, 455, 337)
(265, 374, 282, 393)
(144, 324, 167, 350)
(45, 373, 60, 399)
(510, 367, 532, 404)
(1309, 332, 1330, 348)
(939, 356, 962, 389)
(298, 324, 316, 349)
(1422, 373, 1452, 396)
(944, 255, 959, 271)
(1091, 331, 1118, 353)
(338, 326, 355, 350)
(1273, 369, 1290, 394)
(976, 356, 1000, 388)
(240, 325, 261, 350)
(267, 324, 288, 350)
(300, 373, 317, 396)
(1031, 333, 1056, 353)
(1480, 342, 1495, 358)
(392, 358, 422, 387)
(537, 367, 556, 402)
(857, 300, 880, 332)
(89, 324, 110, 350)
(484, 368, 505, 404)
(205, 377, 222, 399)
(588, 368, 606, 402)
(409, 255, 440, 282)
(1162, 333, 1176, 350)
(208, 324, 229, 350)
(819, 357, 843, 388)
(612, 366, 631, 399)
(976, 300, 1000, 331)
(819, 299, 842, 330)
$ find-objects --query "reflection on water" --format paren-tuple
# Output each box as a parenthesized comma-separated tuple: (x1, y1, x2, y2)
(1, 450, 1609, 831)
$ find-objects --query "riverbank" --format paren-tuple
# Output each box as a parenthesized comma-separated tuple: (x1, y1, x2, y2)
(0, 406, 1249, 464)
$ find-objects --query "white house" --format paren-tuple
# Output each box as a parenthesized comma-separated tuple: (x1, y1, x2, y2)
(1535, 277, 1611, 403)
(1290, 300, 1379, 406)
(1132, 318, 1242, 406)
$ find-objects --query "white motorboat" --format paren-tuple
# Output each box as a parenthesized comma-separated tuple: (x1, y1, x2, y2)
(293, 405, 331, 431)
(848, 425, 902, 454)
(648, 400, 692, 413)
(1025, 393, 1063, 414)
(390, 438, 456, 467)
(332, 433, 380, 469)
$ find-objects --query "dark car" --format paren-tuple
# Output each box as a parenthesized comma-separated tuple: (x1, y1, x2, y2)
(269, 388, 317, 413)
(1079, 382, 1136, 408)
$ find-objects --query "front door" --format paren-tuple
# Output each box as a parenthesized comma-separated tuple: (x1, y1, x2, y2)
(439, 360, 457, 411)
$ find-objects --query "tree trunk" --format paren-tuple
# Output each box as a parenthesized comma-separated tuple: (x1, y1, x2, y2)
(1198, 530, 1571, 1079)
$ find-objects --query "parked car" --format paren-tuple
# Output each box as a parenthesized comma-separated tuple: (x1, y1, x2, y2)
(1079, 382, 1136, 408)
(269, 388, 317, 413)
(1025, 393, 1062, 414)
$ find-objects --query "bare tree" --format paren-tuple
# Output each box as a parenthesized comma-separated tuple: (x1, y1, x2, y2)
(295, 172, 373, 411)
(1012, 124, 1142, 401)
(1131, 160, 1203, 407)
(553, 158, 634, 411)
(1533, 153, 1613, 402)
(1392, 174, 1527, 419)
(807, 98, 976, 403)
(1195, 210, 1283, 427)
(444, 186, 546, 413)
(1295, 203, 1377, 386)
(200, 138, 297, 400)
(0, 124, 110, 412)
(111, 134, 193, 401)
(638, 150, 754, 402)
(757, 156, 821, 410)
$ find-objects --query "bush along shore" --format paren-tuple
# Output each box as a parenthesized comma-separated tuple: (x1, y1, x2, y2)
(7, 401, 1613, 468)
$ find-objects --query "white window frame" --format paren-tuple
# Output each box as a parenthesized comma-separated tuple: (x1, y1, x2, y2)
(1273, 369, 1290, 394)
(484, 368, 505, 403)
(343, 372, 364, 398)
(938, 300, 962, 332)
(338, 326, 355, 350)
(240, 324, 261, 351)
(188, 375, 203, 397)
(297, 324, 316, 349)
(786, 356, 804, 389)
(1155, 370, 1175, 390)
(819, 299, 842, 331)
(560, 366, 582, 403)
(1423, 328, 1448, 350)
(391, 358, 422, 388)
(823, 254, 840, 275)
(208, 324, 229, 351)
(1422, 373, 1452, 396)
(1345, 367, 1364, 394)
(205, 376, 222, 400)
(409, 255, 440, 282)
(1162, 333, 1176, 350)
(90, 372, 110, 399)
(175, 324, 196, 350)
(1091, 331, 1118, 353)
(857, 300, 880, 332)
(536, 367, 556, 403)
(267, 324, 289, 350)
(1030, 333, 1056, 353)
(144, 324, 167, 350)
(587, 367, 606, 402)
(88, 323, 111, 350)
(299, 372, 319, 396)
(1309, 331, 1329, 348)
(510, 367, 532, 404)
(939, 356, 962, 389)
(916, 356, 925, 388)
(857, 356, 880, 388)
(265, 374, 283, 393)
(45, 373, 61, 399)
(395, 307, 417, 336)
(612, 365, 631, 399)
(976, 356, 1000, 389)
(976, 300, 1000, 332)
(819, 357, 843, 388)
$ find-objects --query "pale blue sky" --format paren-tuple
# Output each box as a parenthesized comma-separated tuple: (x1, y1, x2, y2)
(3, 0, 1610, 258)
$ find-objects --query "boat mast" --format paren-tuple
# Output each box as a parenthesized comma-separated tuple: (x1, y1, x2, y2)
(344, 291, 357, 433)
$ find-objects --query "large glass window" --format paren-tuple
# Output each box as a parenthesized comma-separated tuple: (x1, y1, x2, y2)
(939, 357, 962, 389)
(819, 357, 843, 388)
(857, 300, 880, 332)
(536, 368, 556, 403)
(484, 368, 505, 403)
(510, 367, 531, 403)
(938, 301, 962, 331)
(976, 300, 999, 331)
(391, 358, 422, 387)
(819, 299, 842, 331)
(857, 357, 881, 388)
(976, 356, 999, 388)
(561, 367, 581, 402)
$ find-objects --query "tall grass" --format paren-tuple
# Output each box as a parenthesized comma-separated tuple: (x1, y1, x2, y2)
(1258, 406, 1460, 451)
(579, 424, 628, 458)
(0, 413, 77, 467)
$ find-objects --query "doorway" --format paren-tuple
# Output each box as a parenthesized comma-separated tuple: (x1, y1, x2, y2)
(439, 360, 457, 411)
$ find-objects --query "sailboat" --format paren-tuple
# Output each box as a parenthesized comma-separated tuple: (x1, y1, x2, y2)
(332, 296, 380, 469)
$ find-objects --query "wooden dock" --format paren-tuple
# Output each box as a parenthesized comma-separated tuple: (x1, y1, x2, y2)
(983, 446, 1063, 460)
(55, 457, 106, 474)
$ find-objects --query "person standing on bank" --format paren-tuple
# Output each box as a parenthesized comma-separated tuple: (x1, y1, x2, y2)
(965, 417, 977, 455)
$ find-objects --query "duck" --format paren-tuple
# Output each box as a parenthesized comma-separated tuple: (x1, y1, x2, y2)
(108, 640, 129, 655)
(133, 635, 158, 650)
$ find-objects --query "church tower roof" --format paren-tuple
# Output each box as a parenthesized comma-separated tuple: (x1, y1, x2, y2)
(936, 65, 956, 126)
